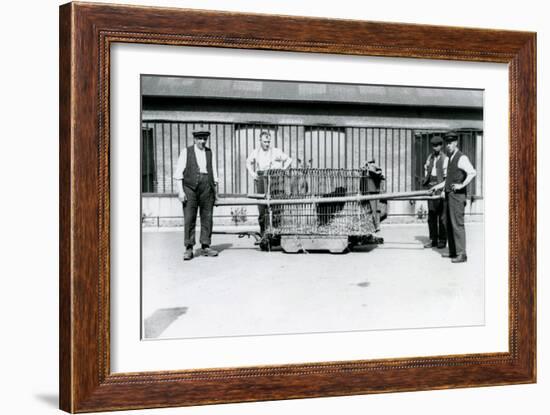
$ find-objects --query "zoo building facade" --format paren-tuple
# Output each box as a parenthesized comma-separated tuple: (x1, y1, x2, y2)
(141, 77, 484, 227)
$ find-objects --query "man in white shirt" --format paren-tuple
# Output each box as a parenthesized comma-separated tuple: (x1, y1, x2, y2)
(430, 131, 477, 263)
(174, 129, 219, 260)
(422, 135, 448, 249)
(246, 131, 292, 234)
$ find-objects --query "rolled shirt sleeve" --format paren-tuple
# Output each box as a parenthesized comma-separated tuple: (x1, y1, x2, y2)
(246, 148, 257, 175)
(277, 148, 291, 167)
(173, 148, 187, 180)
(273, 148, 292, 169)
(211, 153, 219, 183)
(457, 154, 476, 176)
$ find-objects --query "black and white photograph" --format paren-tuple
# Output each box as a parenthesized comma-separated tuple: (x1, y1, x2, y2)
(140, 75, 484, 340)
(3, 0, 545, 414)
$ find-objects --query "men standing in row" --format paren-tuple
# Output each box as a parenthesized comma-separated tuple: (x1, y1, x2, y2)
(174, 129, 219, 261)
(423, 135, 448, 249)
(430, 132, 477, 263)
(246, 130, 292, 234)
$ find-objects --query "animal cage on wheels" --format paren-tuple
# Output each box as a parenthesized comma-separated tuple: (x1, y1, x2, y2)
(258, 166, 388, 253)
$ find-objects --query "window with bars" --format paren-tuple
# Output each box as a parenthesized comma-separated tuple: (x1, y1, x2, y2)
(141, 128, 155, 193)
(413, 129, 483, 197)
(141, 122, 482, 198)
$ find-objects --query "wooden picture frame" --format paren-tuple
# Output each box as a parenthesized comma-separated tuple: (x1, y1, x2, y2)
(59, 2, 536, 412)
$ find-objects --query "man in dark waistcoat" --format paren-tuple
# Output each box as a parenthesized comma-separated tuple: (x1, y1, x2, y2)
(174, 129, 219, 261)
(429, 132, 477, 263)
(422, 135, 448, 249)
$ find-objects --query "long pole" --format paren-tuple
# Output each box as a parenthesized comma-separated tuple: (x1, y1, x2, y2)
(216, 190, 432, 206)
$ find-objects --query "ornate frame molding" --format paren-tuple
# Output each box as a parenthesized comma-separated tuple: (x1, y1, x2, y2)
(60, 2, 536, 412)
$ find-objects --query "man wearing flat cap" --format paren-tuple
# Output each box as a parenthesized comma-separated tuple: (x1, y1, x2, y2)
(429, 131, 477, 263)
(422, 135, 448, 249)
(174, 128, 219, 261)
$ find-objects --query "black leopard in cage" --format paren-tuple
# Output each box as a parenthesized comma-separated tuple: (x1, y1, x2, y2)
(316, 186, 347, 226)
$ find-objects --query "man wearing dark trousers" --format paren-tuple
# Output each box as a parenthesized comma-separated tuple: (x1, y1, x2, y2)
(422, 135, 448, 249)
(430, 132, 476, 263)
(174, 129, 219, 261)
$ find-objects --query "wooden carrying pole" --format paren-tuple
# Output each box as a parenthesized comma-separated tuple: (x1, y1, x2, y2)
(216, 190, 432, 206)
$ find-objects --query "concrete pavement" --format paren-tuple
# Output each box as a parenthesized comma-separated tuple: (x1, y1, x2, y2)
(142, 222, 484, 340)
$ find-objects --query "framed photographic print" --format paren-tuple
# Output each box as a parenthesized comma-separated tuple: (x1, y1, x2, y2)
(59, 2, 536, 412)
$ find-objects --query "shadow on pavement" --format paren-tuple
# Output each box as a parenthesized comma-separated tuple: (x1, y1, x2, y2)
(351, 244, 378, 253)
(209, 243, 233, 253)
(414, 235, 447, 252)
(144, 307, 188, 339)
(414, 234, 431, 244)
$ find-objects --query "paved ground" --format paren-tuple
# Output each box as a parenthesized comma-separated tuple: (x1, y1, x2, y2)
(142, 222, 484, 340)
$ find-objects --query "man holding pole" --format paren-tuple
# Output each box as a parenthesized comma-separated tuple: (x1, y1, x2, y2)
(422, 135, 448, 249)
(429, 131, 477, 263)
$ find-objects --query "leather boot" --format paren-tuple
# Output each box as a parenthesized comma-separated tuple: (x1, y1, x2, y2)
(183, 248, 194, 261)
(451, 254, 468, 263)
